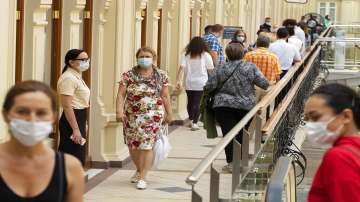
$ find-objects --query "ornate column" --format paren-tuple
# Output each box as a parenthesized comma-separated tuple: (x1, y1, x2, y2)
(135, 0, 148, 51)
(161, 0, 176, 73)
(214, 0, 224, 23)
(0, 0, 16, 141)
(147, 0, 164, 54)
(61, 0, 86, 53)
(89, 0, 113, 167)
(22, 0, 52, 81)
(203, 0, 214, 26)
(193, 0, 205, 36)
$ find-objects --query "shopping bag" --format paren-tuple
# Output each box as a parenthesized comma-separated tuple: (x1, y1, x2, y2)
(152, 125, 172, 169)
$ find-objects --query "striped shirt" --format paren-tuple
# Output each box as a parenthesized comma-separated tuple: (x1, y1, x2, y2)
(244, 48, 282, 82)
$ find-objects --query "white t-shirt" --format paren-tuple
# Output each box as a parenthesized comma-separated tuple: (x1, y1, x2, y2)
(180, 52, 214, 90)
(269, 39, 301, 71)
(295, 26, 306, 55)
(288, 36, 303, 54)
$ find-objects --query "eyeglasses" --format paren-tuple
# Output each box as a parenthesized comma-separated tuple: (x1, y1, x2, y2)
(74, 58, 90, 62)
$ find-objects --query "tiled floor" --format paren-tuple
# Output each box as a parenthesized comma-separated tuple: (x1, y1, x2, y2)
(84, 126, 232, 202)
(86, 169, 104, 180)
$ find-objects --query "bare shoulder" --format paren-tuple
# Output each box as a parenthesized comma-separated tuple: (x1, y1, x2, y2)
(64, 154, 83, 172)
(64, 154, 84, 183)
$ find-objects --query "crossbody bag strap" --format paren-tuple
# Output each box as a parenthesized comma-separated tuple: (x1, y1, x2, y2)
(215, 63, 238, 92)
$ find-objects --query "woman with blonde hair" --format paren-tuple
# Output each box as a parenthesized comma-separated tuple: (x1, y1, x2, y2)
(116, 47, 172, 189)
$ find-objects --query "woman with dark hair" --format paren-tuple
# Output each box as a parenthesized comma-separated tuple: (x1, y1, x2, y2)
(204, 44, 269, 172)
(229, 30, 249, 53)
(303, 83, 360, 201)
(176, 37, 214, 130)
(0, 81, 84, 201)
(57, 49, 90, 165)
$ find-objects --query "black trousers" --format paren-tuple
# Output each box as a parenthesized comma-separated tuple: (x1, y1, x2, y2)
(214, 107, 250, 163)
(276, 70, 289, 107)
(58, 108, 87, 165)
(186, 90, 203, 123)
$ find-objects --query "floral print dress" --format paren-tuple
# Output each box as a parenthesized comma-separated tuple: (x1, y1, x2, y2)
(120, 66, 169, 150)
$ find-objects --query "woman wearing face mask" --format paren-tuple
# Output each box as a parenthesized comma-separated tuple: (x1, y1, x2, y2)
(0, 81, 84, 201)
(116, 47, 172, 189)
(229, 30, 249, 54)
(303, 83, 360, 202)
(58, 49, 90, 166)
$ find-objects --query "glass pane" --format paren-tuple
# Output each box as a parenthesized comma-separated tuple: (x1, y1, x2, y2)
(330, 3, 336, 8)
(320, 2, 326, 7)
(329, 8, 336, 20)
(320, 8, 326, 16)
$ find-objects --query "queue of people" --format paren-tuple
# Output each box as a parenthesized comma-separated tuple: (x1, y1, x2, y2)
(0, 14, 353, 201)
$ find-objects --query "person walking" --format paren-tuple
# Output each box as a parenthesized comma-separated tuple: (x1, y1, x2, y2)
(324, 15, 333, 29)
(259, 17, 272, 32)
(116, 47, 172, 190)
(204, 44, 269, 172)
(229, 29, 249, 53)
(0, 80, 84, 201)
(176, 37, 214, 130)
(303, 83, 360, 202)
(283, 19, 306, 53)
(244, 35, 281, 101)
(287, 26, 304, 54)
(58, 49, 90, 166)
(269, 28, 301, 79)
(203, 24, 225, 66)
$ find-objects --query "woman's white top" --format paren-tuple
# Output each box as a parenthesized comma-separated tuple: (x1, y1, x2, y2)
(180, 52, 214, 91)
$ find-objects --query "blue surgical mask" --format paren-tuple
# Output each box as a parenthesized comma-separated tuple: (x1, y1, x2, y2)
(137, 58, 153, 68)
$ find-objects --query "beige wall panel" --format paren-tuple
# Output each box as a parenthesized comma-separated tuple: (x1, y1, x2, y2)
(102, 0, 117, 114)
(89, 0, 114, 163)
(22, 0, 52, 81)
(61, 0, 86, 59)
(0, 0, 16, 142)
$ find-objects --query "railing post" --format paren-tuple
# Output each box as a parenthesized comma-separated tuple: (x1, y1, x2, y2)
(192, 185, 202, 202)
(232, 139, 242, 193)
(241, 129, 250, 168)
(210, 164, 220, 202)
(254, 114, 263, 154)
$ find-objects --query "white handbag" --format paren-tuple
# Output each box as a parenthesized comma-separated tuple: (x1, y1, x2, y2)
(152, 125, 172, 169)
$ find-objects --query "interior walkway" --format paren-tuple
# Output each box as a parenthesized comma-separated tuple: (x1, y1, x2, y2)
(84, 125, 233, 202)
(83, 124, 329, 202)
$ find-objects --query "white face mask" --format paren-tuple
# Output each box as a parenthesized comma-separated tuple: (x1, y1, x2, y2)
(303, 117, 343, 146)
(237, 36, 245, 42)
(9, 119, 53, 147)
(79, 60, 90, 72)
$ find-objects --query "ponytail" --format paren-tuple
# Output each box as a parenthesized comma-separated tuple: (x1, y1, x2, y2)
(62, 65, 69, 74)
(62, 49, 85, 74)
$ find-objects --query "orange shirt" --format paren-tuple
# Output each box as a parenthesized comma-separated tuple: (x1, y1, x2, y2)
(244, 47, 282, 82)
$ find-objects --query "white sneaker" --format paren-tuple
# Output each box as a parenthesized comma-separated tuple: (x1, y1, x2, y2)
(191, 123, 200, 131)
(136, 180, 147, 190)
(222, 163, 233, 173)
(130, 171, 140, 183)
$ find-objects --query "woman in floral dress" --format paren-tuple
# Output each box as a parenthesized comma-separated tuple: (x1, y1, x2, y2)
(116, 47, 172, 190)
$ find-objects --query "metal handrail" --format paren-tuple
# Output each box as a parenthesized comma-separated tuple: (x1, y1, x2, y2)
(186, 27, 332, 187)
(265, 157, 292, 202)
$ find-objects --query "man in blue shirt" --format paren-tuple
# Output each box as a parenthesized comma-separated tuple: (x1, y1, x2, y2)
(203, 24, 224, 66)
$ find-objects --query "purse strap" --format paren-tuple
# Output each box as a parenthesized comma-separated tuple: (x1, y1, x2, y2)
(214, 63, 238, 93)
